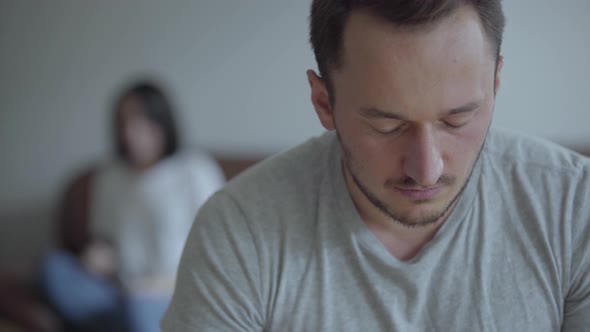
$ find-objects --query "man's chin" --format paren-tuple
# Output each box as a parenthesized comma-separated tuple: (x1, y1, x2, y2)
(383, 195, 456, 227)
(396, 209, 447, 227)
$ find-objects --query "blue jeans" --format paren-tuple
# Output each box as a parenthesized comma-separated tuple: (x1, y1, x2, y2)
(127, 294, 171, 332)
(39, 251, 169, 332)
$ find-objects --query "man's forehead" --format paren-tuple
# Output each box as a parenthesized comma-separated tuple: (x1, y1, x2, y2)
(340, 6, 491, 68)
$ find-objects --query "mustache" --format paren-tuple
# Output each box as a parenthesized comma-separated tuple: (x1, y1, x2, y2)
(385, 175, 456, 189)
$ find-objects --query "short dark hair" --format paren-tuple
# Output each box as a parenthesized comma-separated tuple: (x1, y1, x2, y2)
(310, 0, 505, 94)
(112, 81, 180, 162)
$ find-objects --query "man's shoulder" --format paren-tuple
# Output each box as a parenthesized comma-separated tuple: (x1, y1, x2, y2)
(192, 131, 339, 241)
(481, 128, 590, 228)
(219, 131, 338, 207)
(484, 127, 590, 176)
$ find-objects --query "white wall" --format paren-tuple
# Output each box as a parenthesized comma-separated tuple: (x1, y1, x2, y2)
(496, 0, 590, 148)
(1, 1, 589, 264)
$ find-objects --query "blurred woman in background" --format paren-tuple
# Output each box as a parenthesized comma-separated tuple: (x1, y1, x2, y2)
(40, 81, 225, 332)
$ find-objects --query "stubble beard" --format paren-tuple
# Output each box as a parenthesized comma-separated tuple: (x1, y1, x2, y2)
(338, 132, 488, 228)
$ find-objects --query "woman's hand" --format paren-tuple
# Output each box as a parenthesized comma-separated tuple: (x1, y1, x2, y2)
(81, 240, 118, 279)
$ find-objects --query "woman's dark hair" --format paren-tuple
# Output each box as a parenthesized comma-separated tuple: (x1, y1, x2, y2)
(112, 81, 180, 162)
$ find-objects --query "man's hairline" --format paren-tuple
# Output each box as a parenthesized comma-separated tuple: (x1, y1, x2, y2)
(319, 5, 501, 102)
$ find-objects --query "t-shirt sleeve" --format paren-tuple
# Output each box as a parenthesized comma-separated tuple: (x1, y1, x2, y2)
(161, 191, 265, 331)
(188, 152, 226, 205)
(562, 165, 590, 331)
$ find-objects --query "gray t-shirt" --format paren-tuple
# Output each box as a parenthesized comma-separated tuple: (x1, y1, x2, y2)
(162, 128, 590, 331)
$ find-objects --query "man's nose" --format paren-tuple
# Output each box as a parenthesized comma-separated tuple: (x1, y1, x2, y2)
(401, 126, 444, 187)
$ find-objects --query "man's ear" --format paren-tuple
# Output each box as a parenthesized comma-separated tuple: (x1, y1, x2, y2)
(307, 69, 335, 131)
(494, 55, 504, 95)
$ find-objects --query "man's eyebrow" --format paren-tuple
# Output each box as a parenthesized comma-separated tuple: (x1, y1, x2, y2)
(359, 101, 482, 120)
(359, 107, 406, 120)
(447, 101, 481, 115)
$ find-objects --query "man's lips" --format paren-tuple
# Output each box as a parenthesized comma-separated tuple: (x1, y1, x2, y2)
(394, 186, 443, 200)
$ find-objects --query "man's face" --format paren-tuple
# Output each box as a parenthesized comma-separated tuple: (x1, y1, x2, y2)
(308, 6, 502, 227)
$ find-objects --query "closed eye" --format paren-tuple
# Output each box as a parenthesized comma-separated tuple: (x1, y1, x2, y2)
(371, 121, 405, 135)
(443, 120, 465, 129)
(442, 112, 475, 129)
